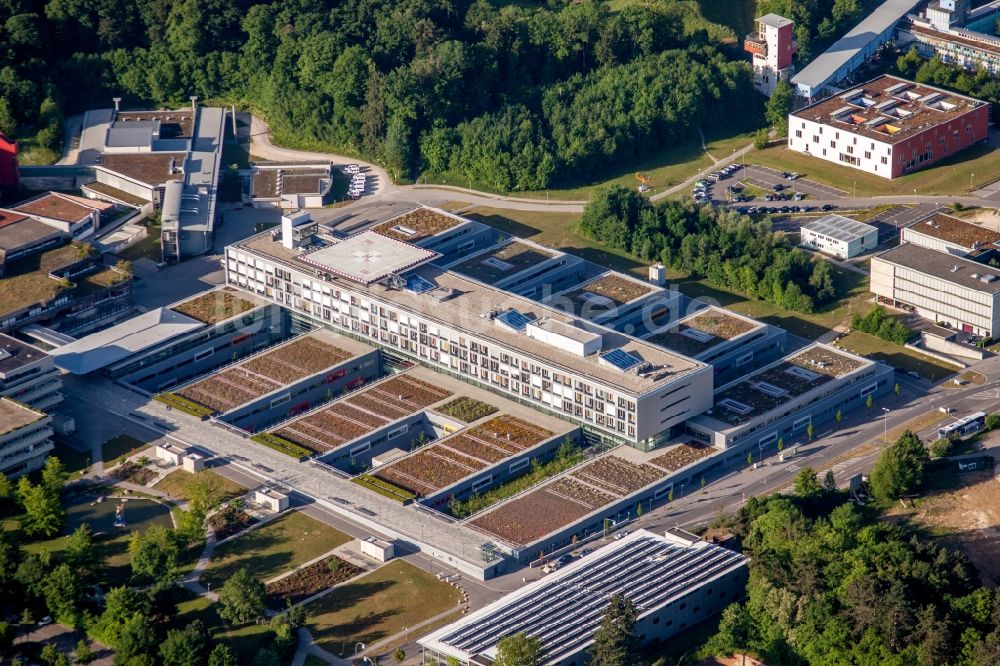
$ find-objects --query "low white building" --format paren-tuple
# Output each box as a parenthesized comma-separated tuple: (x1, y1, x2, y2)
(255, 488, 289, 512)
(359, 536, 395, 562)
(871, 242, 1000, 337)
(800, 214, 878, 259)
(418, 529, 747, 666)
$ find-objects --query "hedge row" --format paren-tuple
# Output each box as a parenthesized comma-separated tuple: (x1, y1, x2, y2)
(250, 432, 313, 460)
(351, 475, 415, 503)
(154, 393, 214, 419)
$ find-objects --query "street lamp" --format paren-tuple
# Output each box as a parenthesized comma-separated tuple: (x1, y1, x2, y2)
(913, 188, 917, 206)
(354, 642, 365, 659)
(881, 407, 890, 444)
(853, 180, 856, 198)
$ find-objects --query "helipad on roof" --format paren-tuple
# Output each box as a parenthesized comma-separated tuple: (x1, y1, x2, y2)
(297, 230, 439, 285)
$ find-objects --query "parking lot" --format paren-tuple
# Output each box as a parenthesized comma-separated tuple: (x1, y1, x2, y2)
(697, 164, 848, 206)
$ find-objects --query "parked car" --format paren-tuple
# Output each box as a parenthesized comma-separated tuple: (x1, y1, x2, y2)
(773, 183, 784, 191)
(781, 171, 791, 178)
(822, 204, 835, 211)
(788, 172, 800, 180)
(38, 617, 52, 627)
(793, 193, 804, 200)
(613, 530, 629, 540)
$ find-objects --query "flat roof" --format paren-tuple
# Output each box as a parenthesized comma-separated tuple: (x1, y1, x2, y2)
(175, 329, 369, 414)
(0, 397, 45, 437)
(904, 212, 1000, 249)
(0, 215, 64, 256)
(99, 153, 186, 187)
(170, 287, 266, 324)
(0, 334, 48, 376)
(0, 244, 80, 318)
(792, 74, 986, 144)
(644, 306, 763, 358)
(792, 0, 924, 90)
(802, 214, 878, 242)
(757, 13, 793, 28)
(909, 23, 1000, 58)
(372, 208, 465, 243)
(419, 529, 746, 665)
(52, 307, 205, 374)
(81, 181, 148, 207)
(13, 192, 99, 223)
(298, 231, 439, 285)
(696, 344, 870, 428)
(875, 242, 1000, 293)
(235, 231, 701, 395)
(449, 239, 556, 283)
(557, 273, 655, 317)
(115, 110, 194, 138)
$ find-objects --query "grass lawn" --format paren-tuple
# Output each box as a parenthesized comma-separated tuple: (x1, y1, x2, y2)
(153, 469, 246, 503)
(677, 266, 871, 340)
(462, 207, 645, 276)
(102, 434, 151, 463)
(422, 131, 755, 201)
(748, 142, 1000, 197)
(306, 560, 462, 652)
(116, 224, 162, 262)
(13, 493, 174, 587)
(202, 510, 351, 588)
(173, 590, 274, 663)
(463, 206, 877, 340)
(836, 330, 956, 381)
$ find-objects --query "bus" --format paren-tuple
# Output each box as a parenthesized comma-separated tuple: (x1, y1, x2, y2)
(938, 411, 986, 440)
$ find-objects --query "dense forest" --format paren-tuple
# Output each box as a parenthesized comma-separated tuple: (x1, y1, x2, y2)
(579, 186, 838, 313)
(0, 0, 760, 186)
(702, 453, 1000, 666)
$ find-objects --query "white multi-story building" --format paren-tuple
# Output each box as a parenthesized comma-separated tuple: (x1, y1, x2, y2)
(787, 75, 989, 179)
(871, 242, 1000, 337)
(0, 397, 53, 479)
(744, 14, 796, 95)
(800, 214, 879, 259)
(0, 334, 62, 411)
(225, 218, 714, 449)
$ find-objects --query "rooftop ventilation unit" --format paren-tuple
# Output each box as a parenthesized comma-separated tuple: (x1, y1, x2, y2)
(951, 265, 961, 272)
(981, 274, 997, 283)
(0, 349, 11, 362)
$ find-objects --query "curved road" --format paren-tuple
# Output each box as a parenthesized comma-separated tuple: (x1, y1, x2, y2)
(248, 116, 996, 215)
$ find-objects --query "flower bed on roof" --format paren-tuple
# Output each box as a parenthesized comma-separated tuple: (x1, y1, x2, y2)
(650, 443, 714, 472)
(549, 478, 616, 511)
(177, 368, 280, 413)
(172, 288, 257, 324)
(434, 397, 498, 423)
(571, 456, 665, 495)
(438, 434, 509, 464)
(471, 416, 553, 452)
(240, 336, 351, 384)
(326, 402, 388, 429)
(469, 488, 592, 546)
(375, 449, 476, 493)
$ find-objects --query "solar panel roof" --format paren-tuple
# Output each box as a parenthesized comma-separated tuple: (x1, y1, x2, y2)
(601, 348, 641, 371)
(495, 309, 533, 332)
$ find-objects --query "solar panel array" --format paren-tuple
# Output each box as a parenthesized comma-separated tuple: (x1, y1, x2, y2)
(406, 274, 436, 294)
(495, 309, 533, 332)
(437, 534, 745, 663)
(601, 348, 641, 371)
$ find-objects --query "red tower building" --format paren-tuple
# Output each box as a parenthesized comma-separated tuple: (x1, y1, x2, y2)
(0, 132, 18, 190)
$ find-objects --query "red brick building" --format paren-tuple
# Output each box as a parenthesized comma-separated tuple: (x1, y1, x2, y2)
(787, 75, 990, 179)
(0, 132, 17, 190)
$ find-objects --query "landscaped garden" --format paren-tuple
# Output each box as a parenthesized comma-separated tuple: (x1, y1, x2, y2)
(306, 560, 462, 651)
(108, 461, 157, 485)
(153, 470, 246, 503)
(434, 397, 498, 423)
(207, 502, 259, 541)
(571, 456, 666, 495)
(273, 373, 452, 454)
(374, 208, 462, 242)
(469, 487, 593, 546)
(171, 287, 259, 324)
(238, 335, 351, 384)
(549, 477, 616, 511)
(201, 511, 352, 589)
(650, 442, 714, 472)
(266, 555, 362, 607)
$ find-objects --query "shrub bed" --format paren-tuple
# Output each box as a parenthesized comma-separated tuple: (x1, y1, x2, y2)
(109, 461, 157, 485)
(351, 475, 416, 503)
(266, 555, 363, 607)
(435, 397, 498, 423)
(154, 392, 214, 418)
(208, 508, 259, 541)
(250, 432, 313, 460)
